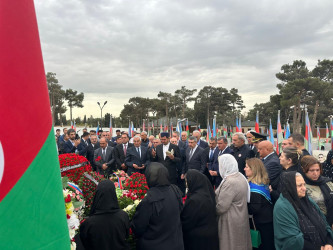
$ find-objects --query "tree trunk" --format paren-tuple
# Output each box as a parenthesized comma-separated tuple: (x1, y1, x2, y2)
(70, 106, 73, 122)
(311, 100, 319, 132)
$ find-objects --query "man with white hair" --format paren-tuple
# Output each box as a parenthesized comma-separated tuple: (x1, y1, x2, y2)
(193, 130, 208, 149)
(232, 132, 254, 175)
(140, 131, 149, 147)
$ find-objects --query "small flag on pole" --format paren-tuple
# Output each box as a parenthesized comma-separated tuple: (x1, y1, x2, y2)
(255, 111, 259, 133)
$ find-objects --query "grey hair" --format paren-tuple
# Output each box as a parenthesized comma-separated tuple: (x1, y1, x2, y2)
(141, 131, 147, 135)
(189, 136, 198, 142)
(233, 132, 246, 142)
(295, 172, 302, 177)
(173, 131, 180, 136)
(134, 135, 141, 140)
(193, 130, 201, 136)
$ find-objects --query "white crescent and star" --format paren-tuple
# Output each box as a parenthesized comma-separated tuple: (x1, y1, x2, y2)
(0, 141, 4, 184)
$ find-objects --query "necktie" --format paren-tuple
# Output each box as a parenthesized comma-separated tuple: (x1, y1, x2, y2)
(103, 149, 106, 160)
(124, 144, 127, 156)
(137, 147, 140, 157)
(209, 149, 214, 161)
(189, 149, 193, 161)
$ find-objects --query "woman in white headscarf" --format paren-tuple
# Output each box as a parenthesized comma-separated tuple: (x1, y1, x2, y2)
(215, 154, 252, 250)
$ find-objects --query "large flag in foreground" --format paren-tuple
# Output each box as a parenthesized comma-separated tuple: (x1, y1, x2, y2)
(0, 1, 69, 249)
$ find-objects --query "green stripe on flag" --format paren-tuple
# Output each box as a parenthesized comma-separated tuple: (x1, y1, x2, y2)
(0, 129, 70, 249)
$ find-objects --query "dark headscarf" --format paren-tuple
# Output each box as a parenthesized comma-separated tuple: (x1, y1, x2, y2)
(186, 169, 215, 205)
(89, 180, 119, 215)
(146, 162, 170, 188)
(281, 172, 328, 246)
(301, 172, 333, 225)
(145, 163, 181, 216)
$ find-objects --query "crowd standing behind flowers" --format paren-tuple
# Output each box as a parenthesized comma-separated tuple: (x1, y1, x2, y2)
(57, 128, 333, 250)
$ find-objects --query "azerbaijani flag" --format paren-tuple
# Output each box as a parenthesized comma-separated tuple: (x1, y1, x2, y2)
(198, 124, 201, 132)
(255, 111, 259, 133)
(128, 121, 132, 137)
(109, 115, 113, 136)
(317, 126, 321, 150)
(96, 121, 100, 136)
(331, 118, 333, 149)
(71, 120, 74, 129)
(223, 125, 228, 138)
(269, 119, 275, 145)
(276, 110, 284, 155)
(186, 119, 190, 137)
(239, 115, 242, 133)
(0, 1, 69, 249)
(212, 116, 217, 137)
(285, 122, 291, 139)
(236, 117, 240, 132)
(304, 110, 312, 155)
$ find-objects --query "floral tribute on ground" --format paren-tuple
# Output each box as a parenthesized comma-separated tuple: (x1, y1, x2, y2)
(58, 154, 149, 249)
(59, 153, 92, 183)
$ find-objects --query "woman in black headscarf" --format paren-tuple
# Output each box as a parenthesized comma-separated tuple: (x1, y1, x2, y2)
(273, 172, 333, 250)
(131, 162, 184, 250)
(77, 180, 130, 250)
(181, 169, 218, 250)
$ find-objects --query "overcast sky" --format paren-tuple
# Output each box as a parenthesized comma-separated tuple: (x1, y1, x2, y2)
(35, 0, 333, 120)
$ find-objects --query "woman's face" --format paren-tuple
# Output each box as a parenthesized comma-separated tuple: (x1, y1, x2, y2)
(296, 175, 306, 198)
(279, 152, 292, 168)
(305, 164, 321, 181)
(244, 164, 253, 178)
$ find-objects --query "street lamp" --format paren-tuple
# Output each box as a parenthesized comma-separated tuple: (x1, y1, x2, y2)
(97, 101, 107, 126)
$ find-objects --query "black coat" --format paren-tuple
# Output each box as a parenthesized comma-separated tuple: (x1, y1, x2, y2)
(262, 152, 282, 182)
(131, 163, 184, 250)
(152, 143, 181, 184)
(86, 143, 100, 171)
(232, 144, 254, 175)
(77, 180, 130, 250)
(181, 170, 218, 250)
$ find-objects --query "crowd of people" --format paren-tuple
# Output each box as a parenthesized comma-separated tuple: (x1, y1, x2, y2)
(55, 127, 333, 250)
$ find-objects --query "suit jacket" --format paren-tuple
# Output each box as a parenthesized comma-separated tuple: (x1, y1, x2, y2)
(77, 139, 89, 157)
(183, 146, 206, 174)
(177, 140, 186, 150)
(198, 139, 209, 149)
(152, 143, 181, 184)
(211, 146, 234, 187)
(94, 146, 115, 176)
(263, 152, 282, 182)
(64, 140, 78, 154)
(108, 140, 117, 147)
(86, 143, 100, 171)
(125, 146, 150, 176)
(115, 143, 134, 170)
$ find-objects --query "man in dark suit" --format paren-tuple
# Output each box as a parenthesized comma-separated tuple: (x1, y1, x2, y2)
(210, 136, 234, 187)
(94, 138, 115, 177)
(171, 137, 186, 195)
(86, 135, 100, 171)
(106, 132, 117, 147)
(115, 133, 133, 172)
(246, 130, 258, 156)
(232, 132, 255, 175)
(151, 132, 181, 184)
(181, 136, 206, 177)
(258, 140, 282, 182)
(203, 137, 218, 185)
(193, 130, 209, 149)
(112, 129, 121, 142)
(172, 131, 187, 150)
(59, 133, 69, 154)
(125, 136, 150, 176)
(64, 129, 81, 153)
(77, 131, 90, 157)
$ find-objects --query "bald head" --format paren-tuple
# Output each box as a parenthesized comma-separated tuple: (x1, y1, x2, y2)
(99, 138, 107, 149)
(258, 141, 274, 158)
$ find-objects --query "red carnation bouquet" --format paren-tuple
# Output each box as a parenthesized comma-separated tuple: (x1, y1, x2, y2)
(59, 153, 92, 183)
